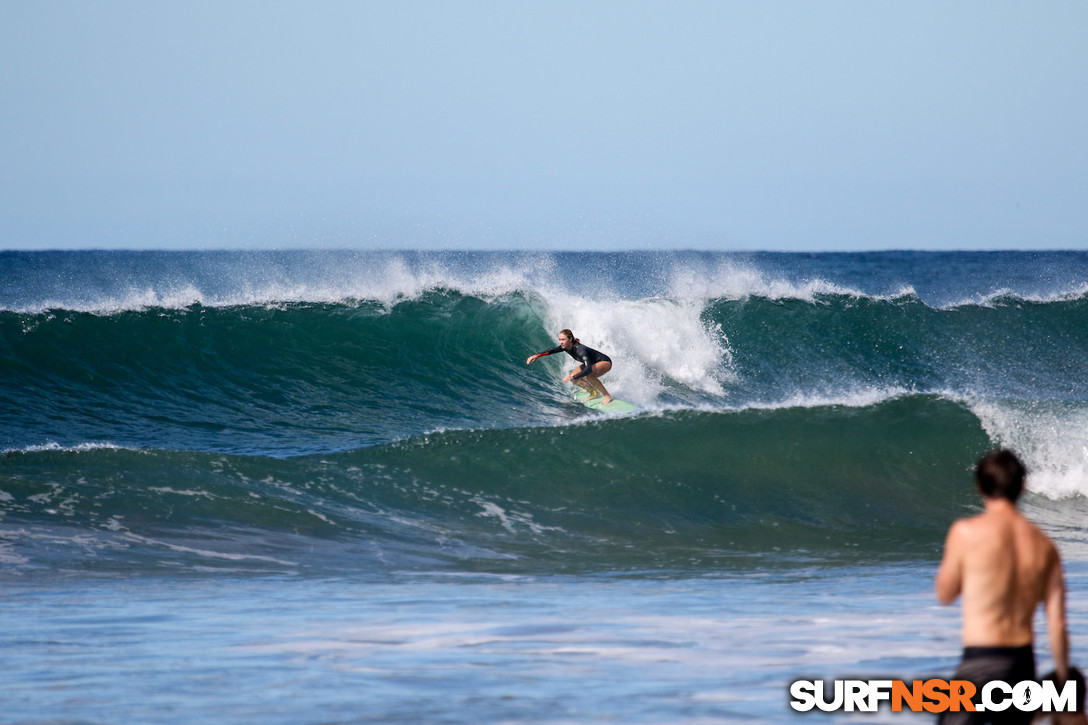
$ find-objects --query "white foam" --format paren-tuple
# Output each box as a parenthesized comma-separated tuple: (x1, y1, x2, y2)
(147, 487, 218, 499)
(9, 251, 1088, 318)
(969, 400, 1088, 500)
(473, 498, 563, 536)
(120, 532, 297, 566)
(6, 252, 926, 317)
(7, 253, 568, 315)
(736, 386, 915, 413)
(944, 282, 1088, 310)
(662, 259, 891, 303)
(533, 294, 735, 405)
(1, 441, 134, 455)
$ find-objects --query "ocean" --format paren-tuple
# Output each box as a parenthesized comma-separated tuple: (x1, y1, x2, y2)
(2, 249, 1087, 723)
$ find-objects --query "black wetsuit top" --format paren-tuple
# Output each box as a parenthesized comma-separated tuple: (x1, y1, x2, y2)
(535, 342, 611, 380)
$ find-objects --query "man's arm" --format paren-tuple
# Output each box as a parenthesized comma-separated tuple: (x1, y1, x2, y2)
(1045, 547, 1069, 682)
(935, 522, 965, 605)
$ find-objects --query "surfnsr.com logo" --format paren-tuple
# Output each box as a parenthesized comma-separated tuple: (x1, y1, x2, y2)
(789, 679, 1079, 714)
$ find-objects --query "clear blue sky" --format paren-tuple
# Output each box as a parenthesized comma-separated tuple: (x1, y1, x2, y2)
(2, 1, 1086, 251)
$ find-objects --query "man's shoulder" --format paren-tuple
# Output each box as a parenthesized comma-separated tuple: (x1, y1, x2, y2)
(943, 515, 983, 556)
(947, 508, 1022, 544)
(1007, 509, 1057, 546)
(949, 512, 989, 536)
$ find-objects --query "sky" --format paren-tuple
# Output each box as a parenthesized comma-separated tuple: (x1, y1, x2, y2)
(2, 0, 1086, 252)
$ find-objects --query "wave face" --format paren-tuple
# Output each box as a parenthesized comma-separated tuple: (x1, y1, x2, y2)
(3, 250, 1088, 574)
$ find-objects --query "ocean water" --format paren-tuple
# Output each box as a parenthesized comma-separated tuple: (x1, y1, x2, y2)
(2, 249, 1088, 723)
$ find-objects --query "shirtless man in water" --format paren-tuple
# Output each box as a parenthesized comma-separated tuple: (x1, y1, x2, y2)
(935, 449, 1069, 724)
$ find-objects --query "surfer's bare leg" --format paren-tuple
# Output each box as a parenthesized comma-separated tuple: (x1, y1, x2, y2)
(568, 363, 612, 403)
(585, 361, 613, 403)
(582, 373, 611, 403)
(571, 369, 595, 393)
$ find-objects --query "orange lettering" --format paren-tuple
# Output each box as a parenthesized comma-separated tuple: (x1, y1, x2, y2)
(923, 679, 951, 713)
(892, 680, 924, 712)
(948, 680, 976, 712)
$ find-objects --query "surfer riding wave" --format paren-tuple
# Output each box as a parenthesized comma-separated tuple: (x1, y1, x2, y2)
(526, 329, 613, 404)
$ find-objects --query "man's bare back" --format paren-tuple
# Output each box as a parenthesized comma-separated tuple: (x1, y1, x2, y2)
(935, 450, 1068, 682)
(936, 499, 1065, 659)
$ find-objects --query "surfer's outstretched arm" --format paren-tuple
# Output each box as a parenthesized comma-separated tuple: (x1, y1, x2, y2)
(526, 345, 563, 365)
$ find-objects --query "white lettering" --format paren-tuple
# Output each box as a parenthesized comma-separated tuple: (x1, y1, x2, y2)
(844, 681, 868, 712)
(1012, 680, 1043, 712)
(817, 680, 844, 712)
(982, 681, 1011, 712)
(867, 680, 893, 711)
(790, 678, 1080, 714)
(1040, 680, 1078, 713)
(790, 680, 816, 712)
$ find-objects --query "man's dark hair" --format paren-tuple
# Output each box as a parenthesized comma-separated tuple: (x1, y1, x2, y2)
(975, 449, 1026, 502)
